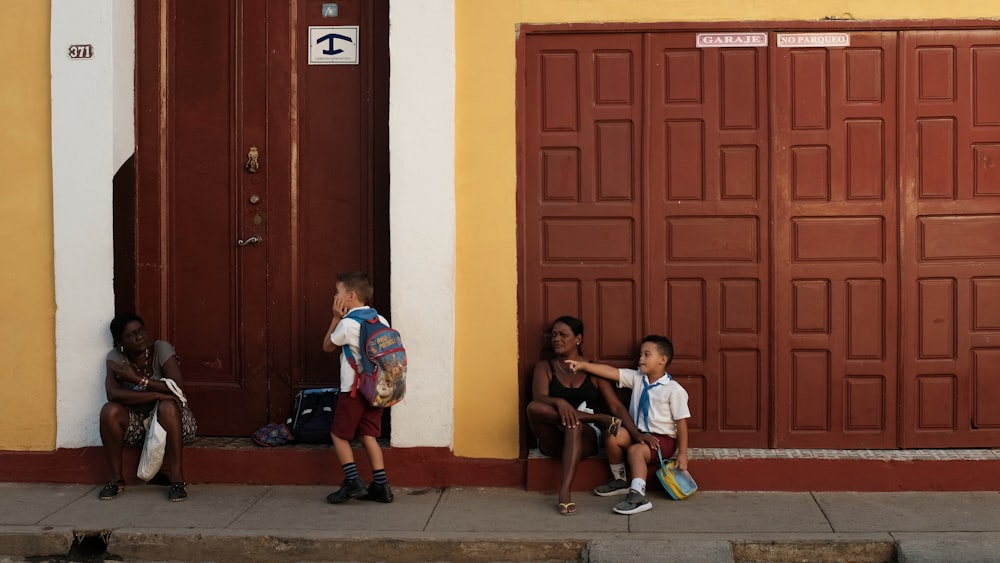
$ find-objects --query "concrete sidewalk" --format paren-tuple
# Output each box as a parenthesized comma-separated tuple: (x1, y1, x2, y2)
(1, 483, 1000, 562)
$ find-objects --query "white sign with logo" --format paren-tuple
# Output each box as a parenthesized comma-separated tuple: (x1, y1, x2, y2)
(308, 26, 359, 65)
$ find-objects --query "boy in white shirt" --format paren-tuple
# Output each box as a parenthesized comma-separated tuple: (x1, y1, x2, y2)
(321, 272, 393, 504)
(566, 335, 690, 514)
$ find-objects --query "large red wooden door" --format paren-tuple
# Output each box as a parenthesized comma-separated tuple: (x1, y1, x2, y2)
(521, 26, 1000, 451)
(645, 33, 770, 447)
(899, 31, 1000, 447)
(135, 1, 389, 435)
(772, 32, 899, 448)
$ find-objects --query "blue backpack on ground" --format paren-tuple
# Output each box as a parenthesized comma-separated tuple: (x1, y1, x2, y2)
(343, 308, 407, 408)
(287, 387, 339, 444)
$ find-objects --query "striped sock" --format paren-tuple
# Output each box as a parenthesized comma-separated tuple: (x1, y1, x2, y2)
(372, 468, 387, 485)
(342, 463, 359, 482)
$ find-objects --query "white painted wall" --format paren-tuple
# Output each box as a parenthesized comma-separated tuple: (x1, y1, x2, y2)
(112, 0, 135, 168)
(388, 0, 456, 448)
(52, 0, 128, 447)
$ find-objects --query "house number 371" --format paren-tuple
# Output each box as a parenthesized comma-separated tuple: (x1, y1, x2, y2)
(67, 45, 94, 59)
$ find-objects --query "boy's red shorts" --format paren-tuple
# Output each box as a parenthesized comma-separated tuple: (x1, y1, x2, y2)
(646, 433, 677, 461)
(331, 389, 383, 440)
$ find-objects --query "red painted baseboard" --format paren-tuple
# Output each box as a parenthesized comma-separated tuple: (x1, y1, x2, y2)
(2, 446, 999, 491)
(0, 446, 523, 488)
(526, 455, 1000, 492)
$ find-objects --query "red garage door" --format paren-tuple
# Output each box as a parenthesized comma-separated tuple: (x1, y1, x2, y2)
(772, 32, 899, 448)
(899, 31, 1000, 447)
(644, 33, 771, 448)
(520, 27, 1000, 449)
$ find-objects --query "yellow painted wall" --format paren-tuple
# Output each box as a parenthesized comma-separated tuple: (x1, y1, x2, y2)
(0, 1, 55, 450)
(452, 0, 1000, 458)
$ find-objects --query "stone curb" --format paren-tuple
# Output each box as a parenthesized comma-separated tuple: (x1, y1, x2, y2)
(108, 530, 587, 562)
(0, 527, 75, 560)
(732, 539, 895, 563)
(0, 529, 912, 563)
(588, 538, 734, 562)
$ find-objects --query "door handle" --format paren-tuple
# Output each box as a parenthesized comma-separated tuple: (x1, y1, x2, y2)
(237, 235, 262, 246)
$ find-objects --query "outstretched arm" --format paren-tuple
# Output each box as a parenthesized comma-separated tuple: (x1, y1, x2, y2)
(564, 359, 620, 382)
(595, 378, 641, 440)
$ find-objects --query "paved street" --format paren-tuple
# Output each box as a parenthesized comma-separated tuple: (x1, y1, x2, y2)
(2, 483, 1000, 561)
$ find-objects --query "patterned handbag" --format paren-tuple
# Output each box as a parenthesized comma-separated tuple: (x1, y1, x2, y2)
(656, 448, 698, 500)
(252, 422, 294, 447)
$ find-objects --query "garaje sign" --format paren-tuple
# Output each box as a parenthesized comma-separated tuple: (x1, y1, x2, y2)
(696, 33, 768, 48)
(776, 33, 851, 47)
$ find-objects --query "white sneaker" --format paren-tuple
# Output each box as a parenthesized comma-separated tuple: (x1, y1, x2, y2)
(613, 489, 652, 515)
(593, 478, 630, 496)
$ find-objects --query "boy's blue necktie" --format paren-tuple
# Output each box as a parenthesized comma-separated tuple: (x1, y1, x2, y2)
(637, 375, 670, 432)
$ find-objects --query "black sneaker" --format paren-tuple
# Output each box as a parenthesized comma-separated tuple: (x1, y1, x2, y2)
(326, 477, 367, 504)
(613, 489, 652, 515)
(98, 480, 125, 500)
(167, 482, 188, 502)
(593, 478, 630, 496)
(362, 482, 394, 503)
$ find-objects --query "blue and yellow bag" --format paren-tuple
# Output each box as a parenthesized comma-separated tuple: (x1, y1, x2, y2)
(656, 448, 698, 500)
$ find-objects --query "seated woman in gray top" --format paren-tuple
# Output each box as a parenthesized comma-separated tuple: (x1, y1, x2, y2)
(98, 313, 197, 502)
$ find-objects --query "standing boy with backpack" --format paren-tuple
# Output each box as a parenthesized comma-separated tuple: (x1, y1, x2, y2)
(322, 271, 394, 504)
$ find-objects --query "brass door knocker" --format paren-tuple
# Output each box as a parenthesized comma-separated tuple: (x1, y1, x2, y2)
(245, 146, 259, 173)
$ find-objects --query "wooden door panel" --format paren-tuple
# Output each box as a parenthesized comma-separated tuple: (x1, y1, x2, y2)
(900, 30, 1000, 447)
(772, 32, 899, 448)
(521, 34, 644, 427)
(645, 33, 770, 447)
(263, 0, 389, 424)
(137, 0, 270, 434)
(290, 0, 378, 391)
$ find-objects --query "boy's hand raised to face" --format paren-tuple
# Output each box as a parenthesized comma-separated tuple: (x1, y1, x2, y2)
(332, 294, 349, 317)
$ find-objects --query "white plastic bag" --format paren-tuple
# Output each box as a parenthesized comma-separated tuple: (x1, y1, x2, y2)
(137, 404, 167, 481)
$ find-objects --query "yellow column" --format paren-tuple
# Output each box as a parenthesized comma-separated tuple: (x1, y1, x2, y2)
(0, 1, 56, 450)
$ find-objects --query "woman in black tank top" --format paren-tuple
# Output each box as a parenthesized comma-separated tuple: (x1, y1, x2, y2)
(526, 316, 633, 515)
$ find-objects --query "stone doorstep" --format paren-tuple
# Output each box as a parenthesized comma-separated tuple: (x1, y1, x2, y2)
(526, 447, 1000, 492)
(191, 436, 1000, 462)
(3, 440, 1000, 490)
(527, 446, 1000, 462)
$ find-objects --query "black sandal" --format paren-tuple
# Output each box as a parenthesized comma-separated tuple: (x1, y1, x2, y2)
(168, 481, 188, 502)
(99, 480, 125, 500)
